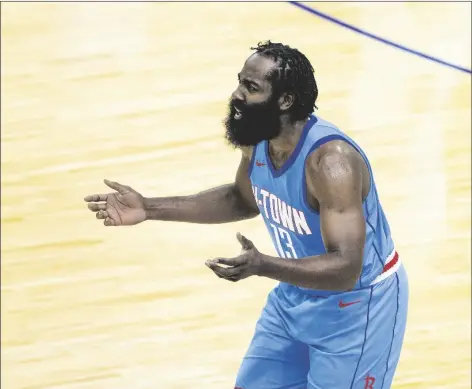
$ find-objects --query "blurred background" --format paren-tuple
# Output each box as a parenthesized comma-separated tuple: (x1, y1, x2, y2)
(1, 2, 471, 388)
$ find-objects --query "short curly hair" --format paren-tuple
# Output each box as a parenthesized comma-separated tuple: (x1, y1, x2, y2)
(251, 40, 318, 120)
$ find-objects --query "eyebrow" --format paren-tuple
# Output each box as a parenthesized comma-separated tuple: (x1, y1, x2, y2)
(238, 73, 262, 88)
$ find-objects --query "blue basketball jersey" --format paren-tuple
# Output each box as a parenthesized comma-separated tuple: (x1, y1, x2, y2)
(248, 114, 395, 292)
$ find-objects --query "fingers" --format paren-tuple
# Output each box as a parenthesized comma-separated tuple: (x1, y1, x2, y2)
(87, 203, 107, 212)
(205, 258, 244, 278)
(84, 188, 120, 227)
(95, 210, 117, 226)
(92, 206, 120, 226)
(84, 178, 129, 202)
(104, 179, 129, 195)
(84, 194, 108, 202)
(95, 210, 116, 226)
(104, 217, 116, 226)
(211, 267, 239, 280)
(236, 232, 254, 250)
(213, 257, 241, 267)
(96, 210, 108, 219)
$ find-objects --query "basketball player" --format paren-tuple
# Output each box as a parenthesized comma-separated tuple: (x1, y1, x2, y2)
(84, 41, 408, 389)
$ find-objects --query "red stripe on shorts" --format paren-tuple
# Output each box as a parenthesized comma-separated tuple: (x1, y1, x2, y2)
(382, 251, 399, 273)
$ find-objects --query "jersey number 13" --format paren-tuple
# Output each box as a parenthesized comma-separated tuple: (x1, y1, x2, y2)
(270, 223, 299, 259)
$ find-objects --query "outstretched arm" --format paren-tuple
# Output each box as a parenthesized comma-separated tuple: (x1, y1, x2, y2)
(144, 150, 259, 224)
(85, 150, 260, 226)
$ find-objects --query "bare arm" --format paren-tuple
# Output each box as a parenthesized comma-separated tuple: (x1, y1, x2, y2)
(256, 141, 366, 290)
(144, 151, 260, 224)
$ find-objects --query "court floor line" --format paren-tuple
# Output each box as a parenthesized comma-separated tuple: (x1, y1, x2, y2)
(289, 1, 472, 75)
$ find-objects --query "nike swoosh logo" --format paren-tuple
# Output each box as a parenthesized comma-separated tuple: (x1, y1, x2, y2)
(255, 161, 266, 166)
(338, 300, 361, 308)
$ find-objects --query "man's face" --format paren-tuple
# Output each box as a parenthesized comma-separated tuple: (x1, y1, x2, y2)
(224, 54, 283, 147)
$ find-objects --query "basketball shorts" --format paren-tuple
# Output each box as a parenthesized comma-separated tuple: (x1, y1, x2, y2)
(234, 263, 408, 389)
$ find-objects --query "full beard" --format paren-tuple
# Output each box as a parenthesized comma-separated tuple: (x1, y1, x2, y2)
(224, 98, 282, 148)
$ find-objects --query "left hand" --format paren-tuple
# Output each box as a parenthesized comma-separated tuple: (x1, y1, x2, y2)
(205, 232, 261, 282)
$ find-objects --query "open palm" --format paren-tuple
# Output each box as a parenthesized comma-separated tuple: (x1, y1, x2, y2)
(84, 179, 146, 226)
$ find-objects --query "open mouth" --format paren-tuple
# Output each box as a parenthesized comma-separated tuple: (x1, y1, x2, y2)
(234, 106, 243, 119)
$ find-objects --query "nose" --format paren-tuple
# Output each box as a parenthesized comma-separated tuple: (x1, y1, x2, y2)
(231, 86, 244, 103)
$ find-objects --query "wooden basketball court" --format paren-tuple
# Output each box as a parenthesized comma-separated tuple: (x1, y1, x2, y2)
(1, 2, 470, 388)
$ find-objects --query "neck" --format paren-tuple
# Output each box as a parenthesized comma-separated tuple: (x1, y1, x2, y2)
(269, 115, 309, 153)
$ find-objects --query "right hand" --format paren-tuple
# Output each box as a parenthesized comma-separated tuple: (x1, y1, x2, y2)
(84, 179, 147, 226)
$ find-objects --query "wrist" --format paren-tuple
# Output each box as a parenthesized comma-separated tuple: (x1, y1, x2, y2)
(143, 197, 158, 221)
(255, 252, 271, 277)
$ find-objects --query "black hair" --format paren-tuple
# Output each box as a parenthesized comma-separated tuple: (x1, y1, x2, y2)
(251, 40, 318, 120)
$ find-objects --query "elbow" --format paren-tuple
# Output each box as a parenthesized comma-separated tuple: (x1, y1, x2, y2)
(232, 186, 260, 220)
(248, 207, 261, 219)
(325, 251, 363, 291)
(331, 272, 359, 292)
(237, 206, 260, 222)
(342, 275, 359, 291)
(235, 203, 259, 220)
(340, 255, 363, 290)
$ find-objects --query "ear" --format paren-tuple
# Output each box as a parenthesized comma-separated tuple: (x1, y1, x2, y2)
(278, 92, 294, 112)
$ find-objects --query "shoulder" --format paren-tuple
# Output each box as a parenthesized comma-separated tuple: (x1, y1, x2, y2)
(305, 140, 365, 204)
(306, 140, 363, 178)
